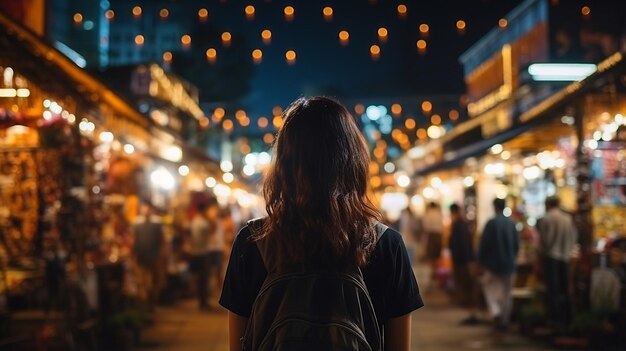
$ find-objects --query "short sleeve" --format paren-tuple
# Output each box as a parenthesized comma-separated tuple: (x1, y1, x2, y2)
(385, 232, 424, 318)
(362, 228, 424, 323)
(219, 226, 267, 317)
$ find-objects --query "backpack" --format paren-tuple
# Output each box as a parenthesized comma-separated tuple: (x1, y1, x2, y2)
(242, 220, 388, 351)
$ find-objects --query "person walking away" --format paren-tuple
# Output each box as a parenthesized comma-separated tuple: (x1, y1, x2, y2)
(189, 200, 214, 310)
(448, 203, 479, 325)
(219, 96, 423, 351)
(536, 195, 577, 333)
(399, 206, 421, 266)
(422, 201, 444, 290)
(131, 203, 165, 312)
(206, 201, 225, 307)
(477, 197, 519, 331)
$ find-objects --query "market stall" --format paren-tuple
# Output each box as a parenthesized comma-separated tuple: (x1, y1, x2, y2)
(0, 10, 157, 349)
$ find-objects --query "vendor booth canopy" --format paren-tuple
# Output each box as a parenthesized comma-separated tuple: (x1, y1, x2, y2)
(413, 51, 626, 177)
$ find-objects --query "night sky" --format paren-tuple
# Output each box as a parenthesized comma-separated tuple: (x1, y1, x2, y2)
(168, 0, 526, 120)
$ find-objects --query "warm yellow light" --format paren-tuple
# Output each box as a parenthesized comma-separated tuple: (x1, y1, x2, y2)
(427, 125, 443, 139)
(199, 117, 210, 128)
(272, 106, 283, 116)
(404, 118, 416, 129)
(252, 49, 263, 63)
(285, 50, 296, 64)
(273, 116, 284, 128)
(391, 129, 402, 139)
(73, 13, 83, 23)
(223, 119, 234, 132)
(431, 114, 441, 125)
(323, 6, 333, 21)
(241, 143, 251, 155)
(258, 117, 269, 128)
(206, 48, 217, 63)
(105, 10, 114, 20)
(419, 23, 429, 34)
(132, 6, 142, 17)
(160, 8, 169, 19)
(198, 8, 208, 20)
(239, 117, 250, 127)
(391, 103, 402, 115)
(449, 109, 459, 121)
(339, 30, 349, 45)
(261, 29, 272, 44)
(370, 45, 380, 55)
(369, 162, 379, 175)
(355, 104, 365, 115)
(284, 6, 294, 20)
(181, 34, 191, 46)
(370, 176, 382, 188)
(456, 20, 466, 30)
(0, 89, 17, 97)
(222, 32, 232, 46)
(373, 147, 385, 159)
(245, 5, 255, 19)
(417, 128, 427, 140)
(236, 110, 246, 120)
(581, 6, 590, 16)
(162, 51, 172, 63)
(134, 35, 145, 46)
(397, 4, 407, 16)
(263, 133, 275, 144)
(421, 100, 432, 112)
(214, 107, 225, 119)
(378, 27, 388, 42)
(416, 39, 427, 50)
(498, 18, 508, 28)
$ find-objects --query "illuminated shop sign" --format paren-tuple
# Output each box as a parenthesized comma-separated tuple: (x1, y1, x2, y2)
(467, 85, 511, 117)
(527, 63, 596, 81)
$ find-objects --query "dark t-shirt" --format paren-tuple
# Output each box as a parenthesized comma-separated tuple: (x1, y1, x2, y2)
(449, 218, 475, 265)
(219, 224, 424, 329)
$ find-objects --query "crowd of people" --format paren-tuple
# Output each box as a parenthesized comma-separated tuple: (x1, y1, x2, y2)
(390, 195, 579, 335)
(119, 179, 581, 342)
(97, 195, 258, 316)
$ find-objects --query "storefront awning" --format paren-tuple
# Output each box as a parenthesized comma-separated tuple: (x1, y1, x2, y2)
(0, 11, 148, 129)
(413, 51, 626, 178)
(414, 123, 536, 176)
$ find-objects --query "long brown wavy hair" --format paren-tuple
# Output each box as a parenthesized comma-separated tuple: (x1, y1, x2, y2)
(253, 96, 381, 270)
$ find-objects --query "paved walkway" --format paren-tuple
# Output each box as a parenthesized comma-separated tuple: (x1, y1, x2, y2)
(412, 289, 555, 351)
(135, 287, 557, 351)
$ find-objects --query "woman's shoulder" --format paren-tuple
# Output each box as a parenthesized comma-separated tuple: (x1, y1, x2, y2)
(234, 223, 254, 244)
(373, 224, 405, 252)
(379, 224, 401, 239)
(233, 217, 266, 246)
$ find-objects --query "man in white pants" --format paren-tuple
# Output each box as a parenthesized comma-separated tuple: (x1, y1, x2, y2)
(477, 198, 520, 331)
